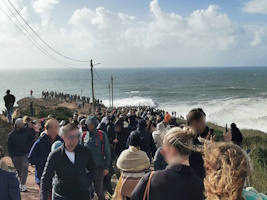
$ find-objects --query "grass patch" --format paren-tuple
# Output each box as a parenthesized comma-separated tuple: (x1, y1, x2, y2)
(37, 107, 73, 121)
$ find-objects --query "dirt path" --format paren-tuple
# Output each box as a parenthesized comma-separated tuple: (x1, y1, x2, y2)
(3, 156, 118, 200)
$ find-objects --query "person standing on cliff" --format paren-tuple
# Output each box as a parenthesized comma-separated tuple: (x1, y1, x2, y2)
(4, 89, 16, 123)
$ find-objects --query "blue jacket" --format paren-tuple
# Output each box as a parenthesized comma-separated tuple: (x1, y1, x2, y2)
(81, 129, 111, 170)
(28, 134, 63, 184)
(0, 169, 21, 200)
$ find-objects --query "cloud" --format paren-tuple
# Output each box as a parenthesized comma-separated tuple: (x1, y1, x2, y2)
(251, 30, 264, 46)
(0, 0, 29, 45)
(243, 0, 267, 14)
(0, 0, 266, 68)
(69, 2, 236, 50)
(31, 0, 59, 22)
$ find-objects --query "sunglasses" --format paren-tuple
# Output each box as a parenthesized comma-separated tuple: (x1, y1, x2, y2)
(67, 134, 80, 140)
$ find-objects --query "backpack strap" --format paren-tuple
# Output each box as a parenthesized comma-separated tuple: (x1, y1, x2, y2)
(98, 130, 104, 154)
(143, 171, 155, 200)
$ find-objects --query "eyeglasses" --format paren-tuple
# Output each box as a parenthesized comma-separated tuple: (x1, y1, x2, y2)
(67, 134, 80, 140)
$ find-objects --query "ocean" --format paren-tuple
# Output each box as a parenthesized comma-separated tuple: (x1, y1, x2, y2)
(1, 67, 267, 133)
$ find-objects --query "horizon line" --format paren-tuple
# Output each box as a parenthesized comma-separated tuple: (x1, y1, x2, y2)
(0, 66, 267, 70)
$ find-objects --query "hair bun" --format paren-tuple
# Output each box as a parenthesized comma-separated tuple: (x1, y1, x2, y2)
(183, 126, 196, 138)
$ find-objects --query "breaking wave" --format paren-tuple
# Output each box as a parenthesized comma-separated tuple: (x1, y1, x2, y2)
(159, 97, 267, 133)
(103, 96, 156, 107)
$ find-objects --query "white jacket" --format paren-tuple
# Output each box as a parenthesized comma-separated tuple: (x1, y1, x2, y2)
(152, 123, 166, 149)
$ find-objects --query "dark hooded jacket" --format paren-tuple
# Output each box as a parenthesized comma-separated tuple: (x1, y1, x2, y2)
(110, 120, 130, 157)
(231, 123, 243, 146)
(126, 119, 157, 160)
(131, 165, 204, 200)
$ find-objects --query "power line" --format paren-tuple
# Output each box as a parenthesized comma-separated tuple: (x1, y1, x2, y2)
(7, 0, 91, 63)
(93, 68, 110, 81)
(1, 1, 88, 68)
(0, 6, 86, 70)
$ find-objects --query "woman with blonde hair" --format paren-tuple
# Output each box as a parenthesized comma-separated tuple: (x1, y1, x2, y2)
(204, 142, 267, 200)
(131, 127, 204, 200)
(23, 116, 31, 126)
(12, 108, 21, 124)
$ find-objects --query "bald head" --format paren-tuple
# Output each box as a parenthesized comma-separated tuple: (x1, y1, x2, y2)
(45, 119, 59, 137)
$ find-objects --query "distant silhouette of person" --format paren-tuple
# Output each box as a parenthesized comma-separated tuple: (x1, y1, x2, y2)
(29, 101, 34, 117)
(30, 90, 33, 97)
(231, 123, 243, 146)
(4, 90, 16, 123)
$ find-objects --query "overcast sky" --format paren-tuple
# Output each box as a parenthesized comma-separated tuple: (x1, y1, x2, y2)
(0, 0, 266, 69)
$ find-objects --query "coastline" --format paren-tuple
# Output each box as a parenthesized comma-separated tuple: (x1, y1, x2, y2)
(1, 97, 267, 138)
(0, 97, 267, 194)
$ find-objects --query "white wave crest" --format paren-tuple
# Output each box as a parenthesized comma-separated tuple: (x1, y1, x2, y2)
(126, 91, 140, 94)
(103, 96, 156, 107)
(160, 98, 267, 133)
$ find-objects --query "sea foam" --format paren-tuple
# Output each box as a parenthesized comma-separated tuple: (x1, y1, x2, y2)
(103, 96, 156, 107)
(160, 97, 267, 133)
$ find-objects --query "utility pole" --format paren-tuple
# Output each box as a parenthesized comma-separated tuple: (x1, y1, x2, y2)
(108, 84, 111, 108)
(90, 60, 95, 115)
(111, 75, 113, 108)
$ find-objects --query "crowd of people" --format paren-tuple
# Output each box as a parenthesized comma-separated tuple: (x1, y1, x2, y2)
(42, 91, 100, 104)
(1, 90, 267, 200)
(41, 90, 105, 110)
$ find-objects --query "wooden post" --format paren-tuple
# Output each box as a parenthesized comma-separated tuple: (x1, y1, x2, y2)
(111, 75, 113, 108)
(90, 60, 95, 115)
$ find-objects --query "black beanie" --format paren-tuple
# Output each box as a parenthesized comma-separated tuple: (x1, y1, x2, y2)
(128, 131, 141, 147)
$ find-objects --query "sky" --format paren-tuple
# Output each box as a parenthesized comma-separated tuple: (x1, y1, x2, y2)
(0, 0, 267, 69)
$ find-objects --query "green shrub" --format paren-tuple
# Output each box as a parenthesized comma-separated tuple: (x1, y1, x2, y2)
(37, 109, 52, 119)
(36, 107, 73, 121)
(21, 109, 31, 116)
(243, 136, 267, 150)
(214, 129, 224, 141)
(251, 147, 267, 170)
(249, 156, 267, 193)
(51, 107, 73, 121)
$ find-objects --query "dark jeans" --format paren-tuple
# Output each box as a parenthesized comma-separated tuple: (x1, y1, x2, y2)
(6, 106, 13, 123)
(113, 157, 121, 179)
(103, 174, 113, 195)
(93, 166, 105, 200)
